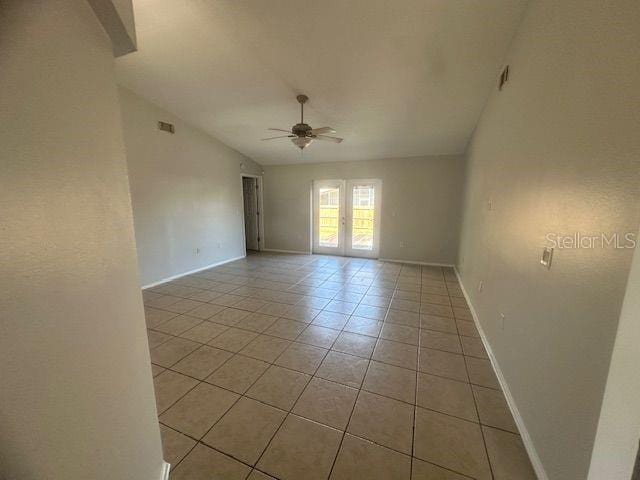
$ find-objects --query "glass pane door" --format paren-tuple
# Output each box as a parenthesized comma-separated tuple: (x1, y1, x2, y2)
(345, 179, 381, 258)
(313, 180, 345, 255)
(313, 179, 381, 258)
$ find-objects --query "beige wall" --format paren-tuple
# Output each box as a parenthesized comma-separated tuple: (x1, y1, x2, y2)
(456, 1, 640, 479)
(118, 87, 262, 287)
(262, 155, 465, 264)
(589, 221, 640, 479)
(0, 1, 164, 479)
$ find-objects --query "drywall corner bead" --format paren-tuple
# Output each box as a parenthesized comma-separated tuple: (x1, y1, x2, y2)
(86, 0, 137, 57)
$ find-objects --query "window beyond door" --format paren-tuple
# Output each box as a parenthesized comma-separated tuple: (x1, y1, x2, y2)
(351, 184, 375, 251)
(319, 187, 340, 248)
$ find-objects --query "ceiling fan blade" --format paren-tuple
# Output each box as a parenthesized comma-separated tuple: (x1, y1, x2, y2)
(260, 135, 293, 141)
(315, 135, 343, 143)
(268, 128, 292, 133)
(310, 127, 336, 135)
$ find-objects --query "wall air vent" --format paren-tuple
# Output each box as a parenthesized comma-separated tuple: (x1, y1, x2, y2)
(632, 439, 640, 480)
(499, 65, 509, 90)
(158, 121, 175, 134)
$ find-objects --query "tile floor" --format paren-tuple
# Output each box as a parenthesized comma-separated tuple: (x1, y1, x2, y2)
(144, 252, 537, 480)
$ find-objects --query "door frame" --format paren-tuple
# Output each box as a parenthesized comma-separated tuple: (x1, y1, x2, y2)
(312, 178, 383, 258)
(240, 173, 264, 255)
(312, 179, 346, 255)
(345, 178, 382, 259)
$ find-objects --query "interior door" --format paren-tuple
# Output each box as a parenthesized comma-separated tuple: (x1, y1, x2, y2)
(345, 179, 381, 258)
(313, 180, 345, 255)
(242, 176, 259, 251)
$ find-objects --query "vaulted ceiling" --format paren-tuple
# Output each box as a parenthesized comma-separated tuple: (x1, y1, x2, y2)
(115, 0, 528, 165)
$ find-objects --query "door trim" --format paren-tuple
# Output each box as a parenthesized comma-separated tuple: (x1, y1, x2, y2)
(240, 173, 264, 256)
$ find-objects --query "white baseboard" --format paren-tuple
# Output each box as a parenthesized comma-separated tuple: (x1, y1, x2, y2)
(159, 461, 170, 480)
(262, 248, 312, 255)
(379, 258, 454, 268)
(454, 267, 548, 480)
(141, 255, 246, 289)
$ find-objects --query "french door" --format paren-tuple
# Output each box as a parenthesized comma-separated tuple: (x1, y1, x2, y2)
(312, 179, 381, 258)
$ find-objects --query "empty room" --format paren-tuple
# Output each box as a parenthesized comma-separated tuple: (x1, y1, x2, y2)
(2, 1, 640, 479)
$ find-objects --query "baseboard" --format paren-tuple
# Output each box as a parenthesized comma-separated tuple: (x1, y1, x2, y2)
(159, 461, 170, 480)
(454, 266, 548, 480)
(262, 248, 312, 255)
(379, 258, 455, 268)
(141, 255, 246, 289)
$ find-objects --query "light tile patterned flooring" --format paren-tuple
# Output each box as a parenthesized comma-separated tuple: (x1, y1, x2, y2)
(144, 252, 537, 480)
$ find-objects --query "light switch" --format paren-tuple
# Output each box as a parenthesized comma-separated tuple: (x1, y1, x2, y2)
(540, 246, 553, 269)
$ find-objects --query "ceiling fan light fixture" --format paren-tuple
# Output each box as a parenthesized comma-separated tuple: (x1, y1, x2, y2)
(291, 137, 313, 149)
(262, 94, 342, 150)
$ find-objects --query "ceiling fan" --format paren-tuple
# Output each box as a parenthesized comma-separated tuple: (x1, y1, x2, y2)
(261, 94, 343, 149)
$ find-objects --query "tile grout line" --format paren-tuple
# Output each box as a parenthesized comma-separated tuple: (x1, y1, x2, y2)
(410, 264, 438, 477)
(248, 266, 373, 479)
(448, 271, 496, 480)
(152, 263, 329, 475)
(325, 263, 401, 478)
(152, 255, 497, 479)
(168, 327, 295, 475)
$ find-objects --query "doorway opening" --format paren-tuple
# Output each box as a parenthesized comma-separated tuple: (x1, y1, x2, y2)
(241, 175, 263, 253)
(312, 179, 382, 258)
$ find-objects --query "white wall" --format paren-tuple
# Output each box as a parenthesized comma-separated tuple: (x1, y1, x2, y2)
(456, 1, 640, 479)
(262, 155, 465, 264)
(0, 1, 163, 479)
(118, 87, 262, 287)
(588, 222, 640, 479)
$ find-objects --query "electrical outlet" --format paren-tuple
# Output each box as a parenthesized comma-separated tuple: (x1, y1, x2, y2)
(478, 281, 483, 293)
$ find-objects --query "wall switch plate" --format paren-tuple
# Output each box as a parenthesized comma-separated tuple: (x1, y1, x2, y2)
(541, 246, 554, 269)
(478, 281, 483, 292)
(500, 312, 506, 330)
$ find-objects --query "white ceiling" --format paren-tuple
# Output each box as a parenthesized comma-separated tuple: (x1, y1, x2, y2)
(115, 0, 528, 165)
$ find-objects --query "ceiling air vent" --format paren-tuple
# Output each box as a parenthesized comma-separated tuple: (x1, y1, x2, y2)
(158, 121, 175, 134)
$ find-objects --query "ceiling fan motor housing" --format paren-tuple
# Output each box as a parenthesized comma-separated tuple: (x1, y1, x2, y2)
(292, 123, 312, 136)
(261, 94, 342, 148)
